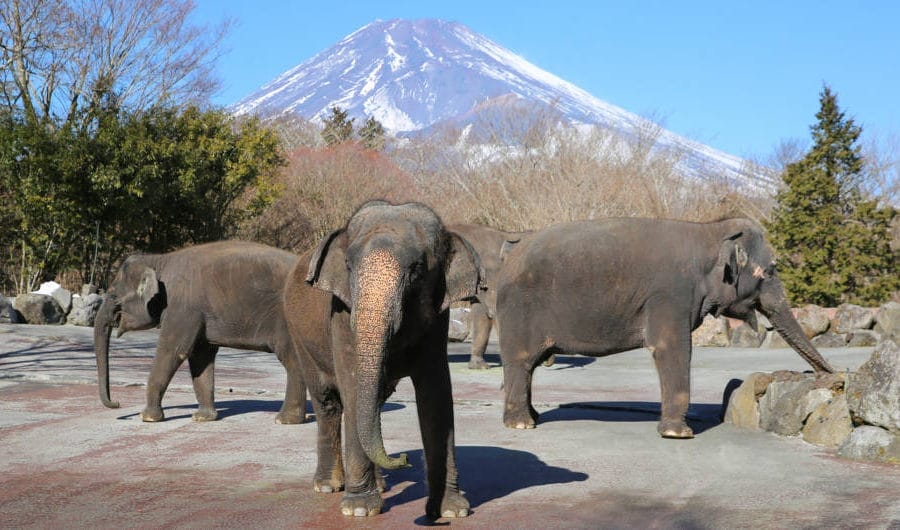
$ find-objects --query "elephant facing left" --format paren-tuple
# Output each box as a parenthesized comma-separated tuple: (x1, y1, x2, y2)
(94, 240, 307, 424)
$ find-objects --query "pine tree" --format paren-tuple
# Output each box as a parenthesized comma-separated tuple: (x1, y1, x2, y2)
(766, 86, 897, 306)
(358, 116, 386, 151)
(321, 107, 355, 146)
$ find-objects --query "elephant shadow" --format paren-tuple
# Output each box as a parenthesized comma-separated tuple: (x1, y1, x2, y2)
(117, 399, 405, 421)
(539, 401, 723, 435)
(446, 352, 597, 370)
(381, 445, 588, 521)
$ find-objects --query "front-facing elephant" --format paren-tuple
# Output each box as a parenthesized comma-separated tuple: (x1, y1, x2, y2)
(283, 201, 481, 519)
(94, 241, 307, 424)
(496, 217, 835, 438)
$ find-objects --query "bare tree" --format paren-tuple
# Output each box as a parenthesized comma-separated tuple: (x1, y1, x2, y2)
(0, 0, 227, 123)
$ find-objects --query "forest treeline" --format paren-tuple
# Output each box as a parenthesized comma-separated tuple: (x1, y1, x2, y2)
(1, 0, 897, 305)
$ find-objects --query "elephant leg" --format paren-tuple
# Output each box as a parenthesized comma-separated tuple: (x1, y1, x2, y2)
(644, 302, 693, 439)
(274, 343, 307, 425)
(334, 362, 381, 516)
(309, 381, 344, 493)
(188, 342, 219, 422)
(501, 332, 540, 429)
(467, 302, 491, 370)
(143, 313, 201, 422)
(412, 347, 469, 519)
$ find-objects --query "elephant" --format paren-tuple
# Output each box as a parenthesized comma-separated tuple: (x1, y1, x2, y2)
(283, 201, 482, 519)
(448, 224, 531, 369)
(94, 240, 307, 424)
(495, 217, 835, 438)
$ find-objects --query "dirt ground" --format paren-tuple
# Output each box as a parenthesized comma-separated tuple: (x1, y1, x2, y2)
(1, 323, 899, 529)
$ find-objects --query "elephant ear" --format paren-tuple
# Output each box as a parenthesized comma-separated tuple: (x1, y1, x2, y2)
(305, 229, 351, 307)
(717, 232, 747, 285)
(136, 266, 159, 304)
(442, 232, 485, 312)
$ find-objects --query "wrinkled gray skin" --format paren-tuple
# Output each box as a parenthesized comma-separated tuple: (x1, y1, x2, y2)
(94, 241, 307, 424)
(496, 217, 835, 438)
(284, 201, 481, 519)
(448, 224, 532, 369)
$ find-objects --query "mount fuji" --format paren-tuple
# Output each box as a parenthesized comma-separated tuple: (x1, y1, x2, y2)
(231, 19, 768, 188)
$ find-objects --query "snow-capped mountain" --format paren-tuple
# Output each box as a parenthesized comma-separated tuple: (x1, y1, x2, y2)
(232, 19, 769, 188)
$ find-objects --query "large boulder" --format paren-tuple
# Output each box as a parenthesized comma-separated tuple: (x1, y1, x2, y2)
(35, 281, 72, 315)
(811, 332, 847, 348)
(67, 293, 104, 327)
(837, 426, 900, 464)
(730, 322, 765, 348)
(763, 330, 790, 349)
(846, 340, 900, 434)
(874, 301, 900, 342)
(448, 307, 471, 342)
(794, 304, 831, 338)
(692, 314, 731, 347)
(723, 372, 773, 429)
(832, 303, 875, 334)
(0, 295, 23, 323)
(758, 378, 823, 436)
(801, 393, 853, 448)
(13, 293, 66, 324)
(846, 330, 881, 347)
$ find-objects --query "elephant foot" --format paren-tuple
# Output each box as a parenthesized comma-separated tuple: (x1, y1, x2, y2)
(140, 407, 164, 422)
(428, 489, 470, 519)
(504, 409, 536, 429)
(468, 356, 490, 370)
(542, 353, 556, 367)
(314, 479, 344, 493)
(274, 410, 305, 425)
(658, 420, 694, 439)
(192, 408, 218, 422)
(340, 490, 383, 517)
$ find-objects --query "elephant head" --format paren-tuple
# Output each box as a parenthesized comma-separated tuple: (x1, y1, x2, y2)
(94, 256, 166, 408)
(306, 201, 482, 470)
(707, 219, 834, 373)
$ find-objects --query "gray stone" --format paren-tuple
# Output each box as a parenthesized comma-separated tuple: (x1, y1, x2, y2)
(13, 293, 66, 325)
(755, 311, 774, 331)
(758, 378, 818, 436)
(81, 284, 99, 297)
(730, 322, 765, 348)
(66, 293, 103, 327)
(763, 330, 790, 349)
(833, 303, 875, 333)
(0, 296, 23, 323)
(837, 426, 900, 464)
(846, 340, 900, 433)
(811, 332, 847, 348)
(448, 307, 471, 342)
(723, 373, 771, 429)
(874, 301, 900, 341)
(794, 304, 831, 338)
(846, 330, 881, 347)
(692, 314, 731, 347)
(35, 281, 72, 315)
(801, 393, 853, 448)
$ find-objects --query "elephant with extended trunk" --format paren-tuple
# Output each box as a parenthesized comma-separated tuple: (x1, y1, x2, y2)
(448, 224, 530, 369)
(496, 217, 835, 438)
(283, 201, 481, 519)
(94, 241, 307, 424)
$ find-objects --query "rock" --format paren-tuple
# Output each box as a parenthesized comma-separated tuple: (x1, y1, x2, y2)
(0, 296, 23, 323)
(837, 426, 900, 464)
(723, 373, 772, 429)
(846, 340, 900, 433)
(801, 394, 853, 448)
(730, 322, 765, 347)
(13, 293, 66, 325)
(811, 332, 847, 348)
(846, 330, 881, 347)
(692, 314, 731, 347)
(874, 301, 900, 341)
(755, 311, 774, 332)
(34, 281, 72, 315)
(67, 293, 104, 327)
(81, 284, 99, 297)
(833, 303, 875, 333)
(758, 378, 818, 436)
(448, 307, 471, 342)
(763, 330, 790, 349)
(794, 304, 831, 338)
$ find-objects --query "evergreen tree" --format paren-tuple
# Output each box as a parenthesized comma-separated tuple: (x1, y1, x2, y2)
(358, 116, 386, 151)
(321, 107, 355, 146)
(766, 86, 897, 306)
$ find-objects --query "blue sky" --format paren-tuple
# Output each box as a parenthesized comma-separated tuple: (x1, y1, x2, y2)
(192, 1, 899, 161)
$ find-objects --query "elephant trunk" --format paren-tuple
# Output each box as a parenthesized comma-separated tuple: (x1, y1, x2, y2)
(758, 278, 835, 374)
(354, 249, 409, 470)
(93, 295, 121, 408)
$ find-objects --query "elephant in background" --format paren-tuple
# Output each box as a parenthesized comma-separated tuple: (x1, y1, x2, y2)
(94, 241, 307, 424)
(448, 224, 531, 369)
(496, 217, 835, 437)
(283, 201, 482, 519)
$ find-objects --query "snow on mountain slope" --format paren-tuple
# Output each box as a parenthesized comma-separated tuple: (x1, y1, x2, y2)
(231, 19, 770, 189)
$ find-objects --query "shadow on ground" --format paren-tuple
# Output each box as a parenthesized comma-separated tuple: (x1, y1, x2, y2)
(116, 399, 404, 422)
(446, 352, 597, 370)
(540, 401, 723, 435)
